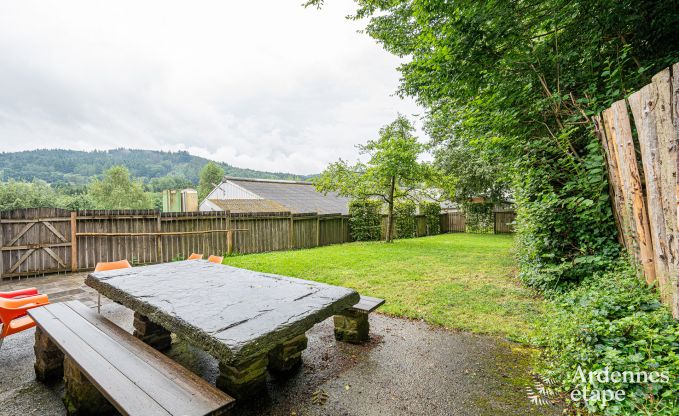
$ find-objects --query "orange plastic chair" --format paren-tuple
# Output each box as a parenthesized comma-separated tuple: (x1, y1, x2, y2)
(0, 288, 39, 299)
(94, 259, 132, 272)
(207, 255, 223, 264)
(94, 260, 132, 313)
(0, 294, 50, 349)
(187, 253, 203, 260)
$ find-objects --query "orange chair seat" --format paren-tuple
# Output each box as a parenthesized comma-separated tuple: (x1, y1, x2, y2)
(94, 260, 132, 272)
(207, 255, 223, 264)
(7, 315, 35, 335)
(187, 253, 203, 260)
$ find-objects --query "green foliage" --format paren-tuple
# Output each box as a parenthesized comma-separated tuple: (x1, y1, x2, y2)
(420, 201, 441, 235)
(315, 115, 436, 242)
(393, 200, 416, 239)
(539, 261, 679, 415)
(348, 199, 382, 241)
(0, 180, 95, 211)
(198, 162, 225, 201)
(463, 203, 494, 234)
(88, 166, 154, 210)
(0, 148, 306, 187)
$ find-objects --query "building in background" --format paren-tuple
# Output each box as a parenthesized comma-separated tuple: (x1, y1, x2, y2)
(200, 177, 350, 215)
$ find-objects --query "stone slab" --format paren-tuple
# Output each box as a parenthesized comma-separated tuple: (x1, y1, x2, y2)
(86, 260, 359, 363)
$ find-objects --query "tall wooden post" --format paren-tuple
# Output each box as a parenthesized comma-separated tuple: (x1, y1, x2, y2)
(316, 215, 321, 247)
(70, 212, 78, 272)
(288, 215, 294, 249)
(227, 231, 233, 256)
(156, 214, 163, 263)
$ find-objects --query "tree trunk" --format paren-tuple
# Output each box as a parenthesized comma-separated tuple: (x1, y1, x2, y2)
(386, 175, 395, 243)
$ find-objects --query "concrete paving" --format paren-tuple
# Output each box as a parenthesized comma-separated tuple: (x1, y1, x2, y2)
(0, 273, 563, 416)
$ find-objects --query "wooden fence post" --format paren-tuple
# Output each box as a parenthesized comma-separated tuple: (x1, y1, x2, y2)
(70, 212, 78, 272)
(288, 215, 294, 249)
(156, 213, 163, 263)
(316, 215, 321, 247)
(227, 231, 233, 256)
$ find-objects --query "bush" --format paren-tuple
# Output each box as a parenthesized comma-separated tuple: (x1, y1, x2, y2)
(348, 199, 382, 241)
(463, 202, 494, 233)
(539, 261, 679, 415)
(393, 200, 416, 239)
(420, 201, 441, 235)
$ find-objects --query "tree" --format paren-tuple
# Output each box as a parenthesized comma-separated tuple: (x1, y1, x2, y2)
(315, 115, 431, 242)
(198, 162, 224, 201)
(306, 0, 679, 287)
(88, 166, 153, 209)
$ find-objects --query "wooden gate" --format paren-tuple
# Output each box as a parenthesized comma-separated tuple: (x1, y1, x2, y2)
(0, 208, 73, 278)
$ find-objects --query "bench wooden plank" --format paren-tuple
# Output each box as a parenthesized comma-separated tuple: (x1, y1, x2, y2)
(65, 302, 233, 414)
(52, 302, 232, 416)
(350, 295, 385, 313)
(29, 302, 234, 416)
(29, 306, 171, 416)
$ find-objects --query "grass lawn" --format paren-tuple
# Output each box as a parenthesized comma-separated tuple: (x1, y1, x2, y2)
(223, 233, 544, 342)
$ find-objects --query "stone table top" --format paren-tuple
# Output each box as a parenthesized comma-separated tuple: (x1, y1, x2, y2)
(85, 260, 360, 363)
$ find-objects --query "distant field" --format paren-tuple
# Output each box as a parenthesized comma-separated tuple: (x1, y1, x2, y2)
(223, 233, 544, 342)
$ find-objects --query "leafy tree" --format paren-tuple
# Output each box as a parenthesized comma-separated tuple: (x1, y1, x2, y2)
(198, 162, 225, 201)
(306, 0, 679, 286)
(0, 180, 60, 211)
(88, 166, 153, 209)
(315, 115, 431, 242)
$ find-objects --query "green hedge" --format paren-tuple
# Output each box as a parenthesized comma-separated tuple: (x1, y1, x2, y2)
(348, 199, 382, 241)
(394, 200, 416, 239)
(420, 201, 441, 235)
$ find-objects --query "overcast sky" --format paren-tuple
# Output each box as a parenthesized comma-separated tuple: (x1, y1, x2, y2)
(0, 0, 423, 175)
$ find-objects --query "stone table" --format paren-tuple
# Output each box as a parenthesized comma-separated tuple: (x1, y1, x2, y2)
(86, 260, 360, 399)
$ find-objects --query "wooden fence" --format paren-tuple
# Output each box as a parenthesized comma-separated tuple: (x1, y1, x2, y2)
(0, 208, 349, 280)
(594, 62, 679, 318)
(0, 207, 514, 280)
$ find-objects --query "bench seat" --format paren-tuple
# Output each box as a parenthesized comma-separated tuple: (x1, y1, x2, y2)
(29, 301, 234, 416)
(334, 295, 384, 344)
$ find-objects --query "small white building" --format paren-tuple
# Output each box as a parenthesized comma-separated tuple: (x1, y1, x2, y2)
(200, 177, 350, 215)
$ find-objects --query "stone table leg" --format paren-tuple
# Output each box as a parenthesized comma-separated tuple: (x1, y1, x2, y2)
(334, 310, 370, 344)
(268, 333, 308, 373)
(63, 357, 116, 416)
(34, 327, 64, 382)
(133, 312, 172, 351)
(216, 352, 268, 399)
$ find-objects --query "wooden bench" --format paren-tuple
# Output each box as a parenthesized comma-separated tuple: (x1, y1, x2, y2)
(333, 295, 385, 344)
(28, 301, 235, 416)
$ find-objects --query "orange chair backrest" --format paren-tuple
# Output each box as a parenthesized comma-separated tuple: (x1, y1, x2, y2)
(207, 255, 223, 264)
(94, 260, 132, 272)
(0, 294, 49, 338)
(187, 253, 203, 260)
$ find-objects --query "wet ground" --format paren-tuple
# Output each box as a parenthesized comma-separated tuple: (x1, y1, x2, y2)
(0, 273, 562, 416)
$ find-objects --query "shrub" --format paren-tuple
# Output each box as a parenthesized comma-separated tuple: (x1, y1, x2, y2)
(463, 202, 494, 233)
(393, 200, 416, 239)
(348, 199, 382, 241)
(539, 261, 679, 415)
(420, 201, 441, 235)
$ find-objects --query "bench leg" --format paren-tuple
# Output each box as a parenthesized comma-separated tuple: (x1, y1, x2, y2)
(63, 356, 117, 416)
(133, 312, 172, 351)
(334, 310, 370, 344)
(268, 333, 307, 373)
(216, 352, 268, 400)
(34, 327, 65, 383)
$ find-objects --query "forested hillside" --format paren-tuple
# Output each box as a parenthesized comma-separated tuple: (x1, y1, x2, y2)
(0, 149, 304, 186)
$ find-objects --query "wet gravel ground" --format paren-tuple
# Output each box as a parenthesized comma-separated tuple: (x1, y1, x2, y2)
(0, 304, 563, 416)
(0, 275, 563, 415)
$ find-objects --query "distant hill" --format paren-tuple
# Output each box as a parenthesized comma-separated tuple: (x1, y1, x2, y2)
(0, 149, 308, 186)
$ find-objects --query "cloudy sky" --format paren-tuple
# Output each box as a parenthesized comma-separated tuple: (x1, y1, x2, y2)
(0, 0, 423, 175)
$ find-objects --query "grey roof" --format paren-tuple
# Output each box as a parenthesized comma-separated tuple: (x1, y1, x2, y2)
(226, 177, 349, 215)
(208, 199, 289, 213)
